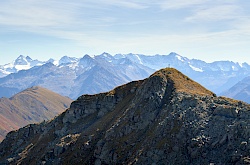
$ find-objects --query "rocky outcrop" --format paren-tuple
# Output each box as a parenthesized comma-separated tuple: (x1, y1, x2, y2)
(0, 68, 250, 164)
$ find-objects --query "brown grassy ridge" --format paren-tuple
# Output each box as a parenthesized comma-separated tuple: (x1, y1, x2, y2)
(151, 68, 215, 96)
(0, 86, 72, 142)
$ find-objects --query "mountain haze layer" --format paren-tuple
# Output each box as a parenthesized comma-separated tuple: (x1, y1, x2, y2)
(0, 86, 72, 141)
(0, 53, 154, 99)
(222, 76, 250, 103)
(1, 53, 250, 101)
(1, 68, 250, 164)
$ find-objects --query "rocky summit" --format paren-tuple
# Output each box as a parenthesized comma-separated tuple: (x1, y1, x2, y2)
(1, 68, 250, 164)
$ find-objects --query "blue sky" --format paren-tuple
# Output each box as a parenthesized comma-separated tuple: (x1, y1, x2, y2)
(1, 0, 250, 65)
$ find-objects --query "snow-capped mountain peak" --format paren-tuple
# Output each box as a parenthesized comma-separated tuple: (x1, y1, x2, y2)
(78, 55, 95, 67)
(14, 55, 30, 65)
(59, 56, 78, 65)
(46, 58, 58, 66)
(26, 56, 32, 62)
(168, 52, 188, 62)
(0, 55, 46, 77)
(101, 52, 112, 57)
(96, 52, 114, 62)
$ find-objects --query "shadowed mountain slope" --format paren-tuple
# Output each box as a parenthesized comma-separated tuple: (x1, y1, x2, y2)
(0, 86, 72, 141)
(221, 76, 250, 103)
(1, 68, 250, 164)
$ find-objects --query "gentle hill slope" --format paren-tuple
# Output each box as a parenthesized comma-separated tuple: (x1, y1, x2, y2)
(0, 86, 72, 141)
(1, 68, 250, 164)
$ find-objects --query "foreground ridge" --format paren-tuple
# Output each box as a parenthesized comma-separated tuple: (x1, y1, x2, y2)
(1, 68, 250, 164)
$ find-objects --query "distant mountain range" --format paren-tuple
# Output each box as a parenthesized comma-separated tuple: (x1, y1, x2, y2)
(1, 52, 250, 100)
(1, 68, 250, 164)
(0, 86, 72, 141)
(221, 76, 250, 103)
(0, 55, 46, 77)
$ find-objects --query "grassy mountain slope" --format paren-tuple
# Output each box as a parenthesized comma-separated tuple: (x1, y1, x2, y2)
(0, 86, 72, 141)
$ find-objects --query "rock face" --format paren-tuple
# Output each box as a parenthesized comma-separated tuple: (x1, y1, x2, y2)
(1, 68, 250, 164)
(0, 86, 72, 141)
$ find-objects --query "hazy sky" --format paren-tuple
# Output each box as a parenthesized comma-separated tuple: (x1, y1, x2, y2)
(1, 0, 250, 65)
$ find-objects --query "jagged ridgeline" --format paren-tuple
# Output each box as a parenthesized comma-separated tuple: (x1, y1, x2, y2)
(1, 68, 250, 164)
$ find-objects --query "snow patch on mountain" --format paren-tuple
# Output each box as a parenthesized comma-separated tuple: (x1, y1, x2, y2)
(189, 65, 203, 72)
(0, 68, 10, 77)
(15, 65, 31, 71)
(176, 54, 184, 62)
(135, 55, 143, 64)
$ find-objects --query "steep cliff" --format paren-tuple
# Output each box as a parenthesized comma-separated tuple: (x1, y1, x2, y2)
(1, 68, 250, 164)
